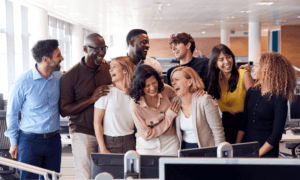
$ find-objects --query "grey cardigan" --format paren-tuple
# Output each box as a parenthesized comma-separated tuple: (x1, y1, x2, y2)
(176, 93, 225, 149)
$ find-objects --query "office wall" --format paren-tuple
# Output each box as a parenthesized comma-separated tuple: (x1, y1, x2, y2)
(148, 36, 268, 58)
(280, 25, 300, 77)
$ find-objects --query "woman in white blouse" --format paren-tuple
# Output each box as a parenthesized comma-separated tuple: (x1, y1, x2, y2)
(171, 66, 225, 149)
(94, 56, 135, 153)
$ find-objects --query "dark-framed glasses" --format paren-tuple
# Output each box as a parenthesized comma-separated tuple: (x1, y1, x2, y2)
(87, 45, 108, 52)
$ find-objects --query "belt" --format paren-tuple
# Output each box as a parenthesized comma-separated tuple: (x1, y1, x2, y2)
(21, 130, 60, 138)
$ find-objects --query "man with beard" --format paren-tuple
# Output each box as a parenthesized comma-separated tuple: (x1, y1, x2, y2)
(59, 33, 111, 180)
(126, 29, 162, 75)
(5, 39, 64, 179)
(166, 32, 209, 88)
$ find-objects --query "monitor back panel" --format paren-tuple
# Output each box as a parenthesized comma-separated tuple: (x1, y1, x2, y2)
(90, 153, 171, 179)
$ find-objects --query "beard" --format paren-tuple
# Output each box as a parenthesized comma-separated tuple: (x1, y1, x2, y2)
(47, 59, 61, 71)
(135, 46, 146, 60)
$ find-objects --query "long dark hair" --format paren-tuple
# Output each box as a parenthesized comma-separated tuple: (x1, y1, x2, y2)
(207, 44, 239, 99)
(128, 64, 164, 103)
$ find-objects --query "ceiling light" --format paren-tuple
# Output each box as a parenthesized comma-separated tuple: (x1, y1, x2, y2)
(298, 16, 300, 18)
(205, 24, 214, 26)
(246, 11, 251, 13)
(239, 11, 245, 13)
(202, 31, 206, 34)
(231, 16, 235, 18)
(226, 16, 230, 18)
(256, 1, 273, 5)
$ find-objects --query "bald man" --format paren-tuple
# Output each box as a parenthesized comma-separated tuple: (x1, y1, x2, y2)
(59, 33, 112, 180)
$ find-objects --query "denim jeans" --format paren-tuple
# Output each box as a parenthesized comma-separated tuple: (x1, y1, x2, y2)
(18, 131, 62, 180)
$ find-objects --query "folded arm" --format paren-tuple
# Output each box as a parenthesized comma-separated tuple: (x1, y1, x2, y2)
(130, 101, 179, 141)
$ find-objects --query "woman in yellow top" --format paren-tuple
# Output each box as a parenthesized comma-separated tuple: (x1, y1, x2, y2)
(207, 44, 254, 144)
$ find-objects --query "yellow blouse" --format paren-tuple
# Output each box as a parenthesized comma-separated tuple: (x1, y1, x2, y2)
(217, 69, 247, 114)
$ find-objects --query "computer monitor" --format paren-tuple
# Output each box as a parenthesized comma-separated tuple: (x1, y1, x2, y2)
(159, 157, 300, 180)
(179, 141, 259, 158)
(90, 153, 173, 179)
(288, 95, 300, 122)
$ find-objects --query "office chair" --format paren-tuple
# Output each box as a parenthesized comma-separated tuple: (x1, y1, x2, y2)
(0, 110, 20, 179)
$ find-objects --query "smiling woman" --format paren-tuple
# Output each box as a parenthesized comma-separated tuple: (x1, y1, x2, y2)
(94, 56, 135, 154)
(128, 64, 180, 156)
(170, 66, 225, 149)
(207, 44, 254, 144)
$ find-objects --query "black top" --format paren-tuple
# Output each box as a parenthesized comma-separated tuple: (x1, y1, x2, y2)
(166, 57, 209, 89)
(240, 86, 287, 157)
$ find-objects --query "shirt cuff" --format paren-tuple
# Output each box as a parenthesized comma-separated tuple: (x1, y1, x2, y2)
(9, 138, 18, 146)
(165, 108, 177, 121)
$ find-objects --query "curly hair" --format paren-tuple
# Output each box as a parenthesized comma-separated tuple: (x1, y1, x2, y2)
(255, 52, 296, 101)
(169, 32, 196, 54)
(111, 56, 135, 94)
(207, 44, 239, 99)
(170, 66, 205, 93)
(128, 64, 164, 103)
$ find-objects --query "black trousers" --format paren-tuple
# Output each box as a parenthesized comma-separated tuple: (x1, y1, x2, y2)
(222, 112, 243, 144)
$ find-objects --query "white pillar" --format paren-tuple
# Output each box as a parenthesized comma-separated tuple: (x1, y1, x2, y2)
(6, 0, 15, 94)
(221, 29, 230, 47)
(72, 24, 84, 65)
(248, 21, 261, 64)
(28, 7, 48, 43)
(21, 6, 30, 72)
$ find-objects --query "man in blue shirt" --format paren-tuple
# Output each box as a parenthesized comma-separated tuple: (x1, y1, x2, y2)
(5, 39, 64, 180)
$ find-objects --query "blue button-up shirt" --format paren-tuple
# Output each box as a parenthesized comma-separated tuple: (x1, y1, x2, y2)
(5, 65, 62, 146)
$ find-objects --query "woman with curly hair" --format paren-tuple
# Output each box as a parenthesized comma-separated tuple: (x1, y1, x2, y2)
(236, 52, 297, 157)
(129, 64, 180, 156)
(207, 44, 254, 144)
(94, 56, 135, 154)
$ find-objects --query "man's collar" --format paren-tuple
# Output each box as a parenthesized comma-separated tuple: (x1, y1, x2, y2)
(80, 57, 100, 72)
(127, 53, 144, 66)
(32, 64, 53, 80)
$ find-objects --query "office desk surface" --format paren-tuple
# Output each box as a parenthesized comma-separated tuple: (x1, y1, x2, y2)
(281, 130, 300, 142)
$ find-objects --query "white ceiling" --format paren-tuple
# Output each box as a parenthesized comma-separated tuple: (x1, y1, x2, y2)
(18, 0, 300, 38)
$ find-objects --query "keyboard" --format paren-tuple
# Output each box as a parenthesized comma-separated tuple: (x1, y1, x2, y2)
(291, 128, 300, 135)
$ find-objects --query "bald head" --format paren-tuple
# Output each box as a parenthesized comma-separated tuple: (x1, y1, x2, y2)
(84, 33, 103, 46)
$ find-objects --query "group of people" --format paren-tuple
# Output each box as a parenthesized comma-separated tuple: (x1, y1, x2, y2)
(5, 29, 297, 180)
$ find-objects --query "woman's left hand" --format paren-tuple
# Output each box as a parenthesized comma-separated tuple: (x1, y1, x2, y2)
(195, 89, 207, 98)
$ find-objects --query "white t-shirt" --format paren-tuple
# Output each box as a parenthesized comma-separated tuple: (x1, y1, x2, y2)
(94, 85, 134, 137)
(180, 111, 197, 143)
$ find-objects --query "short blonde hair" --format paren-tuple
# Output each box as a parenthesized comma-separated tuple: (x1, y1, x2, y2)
(170, 66, 205, 93)
(111, 56, 135, 94)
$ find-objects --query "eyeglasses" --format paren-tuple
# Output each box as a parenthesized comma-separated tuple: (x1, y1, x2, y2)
(87, 45, 108, 52)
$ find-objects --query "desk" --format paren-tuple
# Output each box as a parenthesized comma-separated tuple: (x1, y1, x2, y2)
(281, 130, 300, 142)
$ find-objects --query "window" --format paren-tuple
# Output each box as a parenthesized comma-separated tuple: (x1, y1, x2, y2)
(0, 0, 7, 99)
(49, 16, 72, 72)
